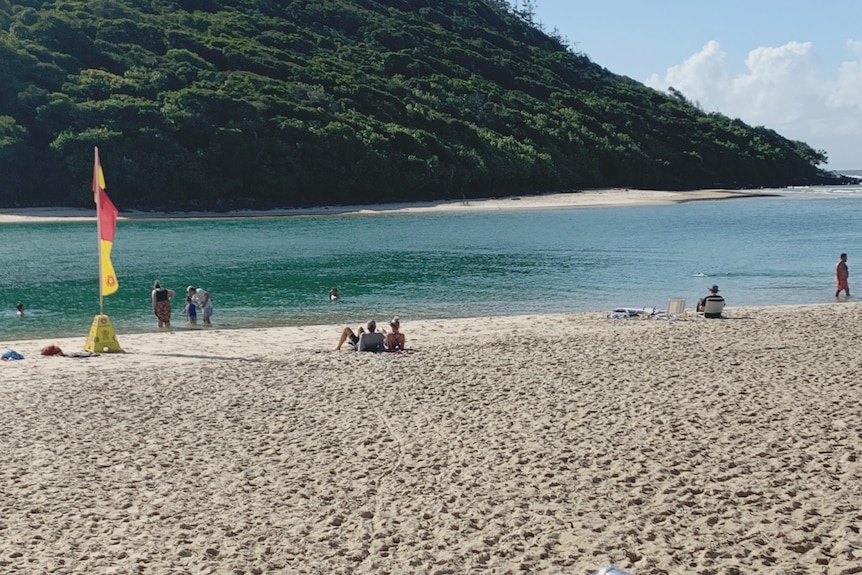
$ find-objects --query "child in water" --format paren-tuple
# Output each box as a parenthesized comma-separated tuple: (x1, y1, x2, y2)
(183, 296, 197, 325)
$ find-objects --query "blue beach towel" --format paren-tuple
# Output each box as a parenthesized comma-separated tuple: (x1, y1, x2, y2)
(2, 349, 24, 361)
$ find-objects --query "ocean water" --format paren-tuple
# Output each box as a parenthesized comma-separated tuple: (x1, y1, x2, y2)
(2, 185, 861, 342)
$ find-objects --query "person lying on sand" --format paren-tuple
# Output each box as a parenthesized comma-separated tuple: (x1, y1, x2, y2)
(335, 320, 377, 350)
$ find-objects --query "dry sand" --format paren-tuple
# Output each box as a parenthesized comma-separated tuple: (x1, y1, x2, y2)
(3, 303, 862, 574)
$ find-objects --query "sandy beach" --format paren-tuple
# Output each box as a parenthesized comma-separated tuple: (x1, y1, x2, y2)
(3, 303, 861, 574)
(0, 188, 776, 223)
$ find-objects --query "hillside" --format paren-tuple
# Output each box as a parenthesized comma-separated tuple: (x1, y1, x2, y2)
(0, 0, 850, 210)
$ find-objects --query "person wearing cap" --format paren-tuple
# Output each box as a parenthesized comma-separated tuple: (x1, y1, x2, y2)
(187, 285, 213, 325)
(697, 285, 725, 316)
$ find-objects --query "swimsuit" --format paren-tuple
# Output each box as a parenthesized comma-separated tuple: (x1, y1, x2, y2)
(154, 289, 172, 323)
(837, 263, 849, 291)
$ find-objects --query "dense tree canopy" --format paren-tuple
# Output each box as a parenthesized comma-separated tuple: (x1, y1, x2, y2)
(0, 0, 847, 210)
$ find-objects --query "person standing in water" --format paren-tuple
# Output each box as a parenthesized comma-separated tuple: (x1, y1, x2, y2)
(835, 253, 850, 298)
(151, 281, 176, 328)
(183, 296, 197, 326)
(15, 302, 24, 317)
(187, 285, 213, 325)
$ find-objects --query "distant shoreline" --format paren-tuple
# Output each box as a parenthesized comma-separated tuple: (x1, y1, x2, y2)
(0, 188, 780, 223)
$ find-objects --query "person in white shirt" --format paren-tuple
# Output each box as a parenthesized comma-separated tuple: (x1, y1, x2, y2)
(187, 285, 213, 325)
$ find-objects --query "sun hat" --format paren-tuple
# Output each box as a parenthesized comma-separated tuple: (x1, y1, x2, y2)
(187, 285, 196, 292)
(709, 285, 719, 292)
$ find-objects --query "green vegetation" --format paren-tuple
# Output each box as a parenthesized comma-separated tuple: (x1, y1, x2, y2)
(0, 0, 842, 210)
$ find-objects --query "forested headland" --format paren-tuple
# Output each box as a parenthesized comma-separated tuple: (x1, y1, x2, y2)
(0, 0, 854, 211)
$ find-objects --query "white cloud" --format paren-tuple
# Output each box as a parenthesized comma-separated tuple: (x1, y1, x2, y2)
(732, 42, 821, 123)
(829, 44, 862, 112)
(645, 40, 862, 168)
(644, 40, 730, 109)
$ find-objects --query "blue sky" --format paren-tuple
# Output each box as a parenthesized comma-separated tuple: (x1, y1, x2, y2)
(527, 0, 862, 169)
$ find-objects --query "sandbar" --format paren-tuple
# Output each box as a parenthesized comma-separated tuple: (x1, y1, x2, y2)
(0, 188, 778, 223)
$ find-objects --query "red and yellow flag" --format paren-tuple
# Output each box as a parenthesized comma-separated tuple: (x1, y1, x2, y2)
(92, 148, 119, 296)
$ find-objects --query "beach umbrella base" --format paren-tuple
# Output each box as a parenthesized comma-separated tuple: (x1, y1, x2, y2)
(84, 314, 123, 353)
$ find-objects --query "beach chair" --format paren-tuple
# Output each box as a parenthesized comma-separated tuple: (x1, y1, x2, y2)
(662, 298, 686, 320)
(356, 331, 385, 352)
(702, 297, 725, 318)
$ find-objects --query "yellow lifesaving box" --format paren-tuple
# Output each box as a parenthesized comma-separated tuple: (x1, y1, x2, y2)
(84, 314, 123, 353)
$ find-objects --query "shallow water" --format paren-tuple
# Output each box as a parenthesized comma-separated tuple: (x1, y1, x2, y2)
(2, 185, 861, 341)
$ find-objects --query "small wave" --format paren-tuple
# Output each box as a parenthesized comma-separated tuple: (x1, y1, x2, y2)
(782, 185, 862, 198)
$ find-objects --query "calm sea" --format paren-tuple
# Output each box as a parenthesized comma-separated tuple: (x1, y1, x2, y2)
(2, 185, 861, 342)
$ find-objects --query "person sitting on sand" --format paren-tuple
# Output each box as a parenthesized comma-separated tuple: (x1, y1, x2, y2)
(697, 284, 725, 317)
(384, 316, 405, 351)
(336, 320, 379, 351)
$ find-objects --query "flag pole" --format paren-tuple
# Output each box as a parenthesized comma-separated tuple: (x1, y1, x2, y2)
(94, 146, 104, 315)
(86, 146, 123, 353)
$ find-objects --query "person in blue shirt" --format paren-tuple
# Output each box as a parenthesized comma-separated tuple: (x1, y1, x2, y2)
(183, 296, 197, 326)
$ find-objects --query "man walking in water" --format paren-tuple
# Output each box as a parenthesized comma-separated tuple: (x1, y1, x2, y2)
(835, 253, 850, 298)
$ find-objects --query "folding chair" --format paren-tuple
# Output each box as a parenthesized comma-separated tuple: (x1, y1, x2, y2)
(659, 298, 686, 320)
(702, 297, 725, 318)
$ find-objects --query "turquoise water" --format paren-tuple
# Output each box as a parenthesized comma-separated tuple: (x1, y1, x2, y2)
(2, 185, 861, 341)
